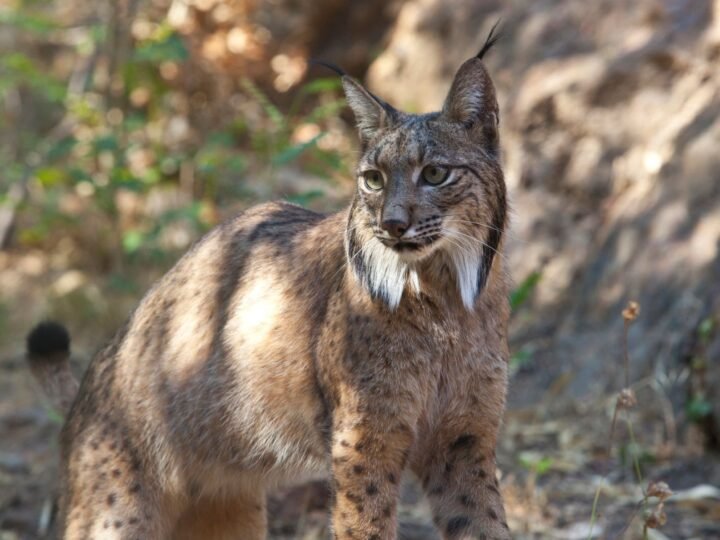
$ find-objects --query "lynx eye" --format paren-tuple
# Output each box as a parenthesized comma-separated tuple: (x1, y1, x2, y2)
(362, 170, 384, 191)
(421, 165, 449, 185)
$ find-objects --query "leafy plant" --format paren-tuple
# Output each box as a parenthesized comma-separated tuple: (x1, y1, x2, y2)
(519, 453, 554, 476)
(510, 270, 541, 312)
(687, 396, 712, 422)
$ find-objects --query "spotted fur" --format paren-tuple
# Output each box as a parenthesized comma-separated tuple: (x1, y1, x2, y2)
(27, 36, 510, 540)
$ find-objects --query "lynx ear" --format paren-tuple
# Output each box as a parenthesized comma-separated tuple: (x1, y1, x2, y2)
(342, 77, 397, 145)
(441, 59, 498, 132)
(441, 25, 501, 144)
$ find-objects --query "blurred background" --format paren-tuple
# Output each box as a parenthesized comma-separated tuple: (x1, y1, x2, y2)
(1, 0, 719, 538)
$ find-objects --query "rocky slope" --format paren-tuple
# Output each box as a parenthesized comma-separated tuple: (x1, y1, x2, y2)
(368, 0, 720, 437)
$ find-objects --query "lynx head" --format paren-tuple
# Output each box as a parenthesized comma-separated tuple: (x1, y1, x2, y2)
(342, 28, 507, 311)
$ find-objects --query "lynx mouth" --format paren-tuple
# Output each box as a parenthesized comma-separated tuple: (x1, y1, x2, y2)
(393, 241, 424, 252)
(376, 234, 441, 254)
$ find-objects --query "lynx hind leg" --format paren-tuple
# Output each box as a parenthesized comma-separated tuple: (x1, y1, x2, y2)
(60, 424, 166, 539)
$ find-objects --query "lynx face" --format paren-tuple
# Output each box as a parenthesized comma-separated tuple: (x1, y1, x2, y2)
(343, 59, 506, 310)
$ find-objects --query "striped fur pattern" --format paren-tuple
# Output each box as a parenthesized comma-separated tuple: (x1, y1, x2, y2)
(27, 41, 511, 540)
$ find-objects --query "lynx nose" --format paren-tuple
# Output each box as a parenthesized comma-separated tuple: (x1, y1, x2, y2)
(381, 218, 409, 239)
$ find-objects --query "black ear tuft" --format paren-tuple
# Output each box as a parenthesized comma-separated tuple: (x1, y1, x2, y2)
(309, 58, 348, 78)
(476, 20, 502, 60)
(27, 321, 70, 357)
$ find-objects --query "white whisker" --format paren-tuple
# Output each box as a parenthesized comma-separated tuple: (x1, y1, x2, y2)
(444, 228, 509, 262)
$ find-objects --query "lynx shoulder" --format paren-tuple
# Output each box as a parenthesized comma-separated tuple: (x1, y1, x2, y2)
(28, 27, 512, 540)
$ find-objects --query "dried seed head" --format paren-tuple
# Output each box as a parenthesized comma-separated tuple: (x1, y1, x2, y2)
(622, 301, 640, 321)
(647, 481, 673, 501)
(644, 503, 667, 529)
(617, 388, 637, 410)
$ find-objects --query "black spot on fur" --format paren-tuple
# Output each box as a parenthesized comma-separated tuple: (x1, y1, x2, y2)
(352, 464, 365, 474)
(446, 516, 472, 535)
(106, 493, 116, 506)
(488, 508, 498, 520)
(473, 468, 487, 478)
(365, 483, 378, 496)
(113, 520, 123, 529)
(450, 434, 476, 452)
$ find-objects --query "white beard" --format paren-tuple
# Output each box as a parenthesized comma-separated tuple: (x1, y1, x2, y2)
(446, 241, 483, 310)
(353, 237, 483, 311)
(358, 237, 421, 310)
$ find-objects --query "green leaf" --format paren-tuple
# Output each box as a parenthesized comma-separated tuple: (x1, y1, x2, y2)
(241, 78, 285, 129)
(107, 273, 139, 294)
(122, 230, 145, 254)
(226, 155, 245, 173)
(687, 397, 713, 422)
(306, 99, 347, 123)
(46, 136, 77, 161)
(518, 453, 553, 476)
(300, 77, 343, 94)
(510, 347, 532, 370)
(2, 52, 35, 74)
(134, 32, 189, 63)
(534, 457, 553, 475)
(68, 167, 92, 184)
(272, 133, 324, 166)
(698, 317, 714, 343)
(206, 131, 235, 148)
(510, 271, 542, 311)
(45, 406, 65, 425)
(91, 134, 119, 154)
(0, 11, 58, 34)
(35, 167, 65, 187)
(0, 52, 66, 102)
(286, 190, 325, 207)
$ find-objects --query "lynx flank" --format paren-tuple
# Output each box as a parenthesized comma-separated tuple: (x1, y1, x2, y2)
(27, 29, 512, 540)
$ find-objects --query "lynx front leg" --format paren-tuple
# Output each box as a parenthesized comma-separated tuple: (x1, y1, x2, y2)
(417, 430, 510, 540)
(330, 408, 415, 540)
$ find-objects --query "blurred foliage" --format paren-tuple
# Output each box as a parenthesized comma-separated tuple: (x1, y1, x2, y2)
(518, 452, 554, 477)
(0, 0, 350, 272)
(510, 270, 542, 312)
